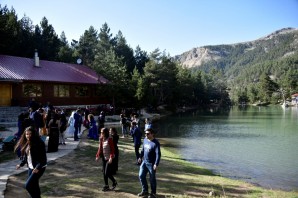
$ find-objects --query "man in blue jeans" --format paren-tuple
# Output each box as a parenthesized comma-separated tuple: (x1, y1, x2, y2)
(137, 128, 161, 198)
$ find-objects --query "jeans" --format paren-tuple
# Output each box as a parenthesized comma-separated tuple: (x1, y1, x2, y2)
(121, 125, 127, 136)
(25, 168, 45, 198)
(139, 161, 156, 194)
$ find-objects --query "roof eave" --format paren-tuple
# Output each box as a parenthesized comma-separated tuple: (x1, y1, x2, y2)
(0, 78, 23, 83)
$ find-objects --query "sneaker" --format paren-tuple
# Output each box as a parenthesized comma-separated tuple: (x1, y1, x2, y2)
(138, 191, 149, 197)
(102, 185, 110, 192)
(111, 181, 117, 190)
(148, 193, 157, 198)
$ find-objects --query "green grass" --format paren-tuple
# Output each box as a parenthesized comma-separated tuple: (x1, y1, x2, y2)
(4, 134, 298, 198)
(44, 139, 298, 197)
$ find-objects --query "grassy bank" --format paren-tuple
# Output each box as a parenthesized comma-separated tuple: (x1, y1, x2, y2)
(5, 132, 298, 198)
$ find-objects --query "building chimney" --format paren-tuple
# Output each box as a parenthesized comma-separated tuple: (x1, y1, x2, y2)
(34, 49, 40, 67)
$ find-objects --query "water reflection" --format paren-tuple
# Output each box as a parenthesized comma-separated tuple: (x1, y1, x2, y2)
(156, 106, 298, 190)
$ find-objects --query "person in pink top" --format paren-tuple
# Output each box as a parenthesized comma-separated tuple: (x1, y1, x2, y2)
(96, 128, 117, 191)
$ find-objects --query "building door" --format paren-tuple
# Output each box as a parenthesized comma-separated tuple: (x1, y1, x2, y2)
(0, 84, 11, 106)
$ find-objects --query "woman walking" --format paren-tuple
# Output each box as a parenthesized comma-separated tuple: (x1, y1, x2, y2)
(47, 112, 60, 152)
(109, 127, 119, 174)
(14, 126, 47, 198)
(58, 108, 67, 145)
(95, 128, 117, 191)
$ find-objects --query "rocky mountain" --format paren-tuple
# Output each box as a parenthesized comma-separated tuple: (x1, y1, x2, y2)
(173, 28, 298, 75)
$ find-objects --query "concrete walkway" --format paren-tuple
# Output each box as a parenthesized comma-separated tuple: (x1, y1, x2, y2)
(0, 135, 80, 198)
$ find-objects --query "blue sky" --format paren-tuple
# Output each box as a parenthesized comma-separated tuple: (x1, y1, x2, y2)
(2, 0, 298, 56)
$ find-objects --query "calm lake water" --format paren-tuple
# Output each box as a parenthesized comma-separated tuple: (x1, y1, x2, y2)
(155, 106, 298, 191)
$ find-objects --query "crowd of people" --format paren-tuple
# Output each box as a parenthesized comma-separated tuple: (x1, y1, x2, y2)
(16, 103, 105, 153)
(13, 100, 161, 198)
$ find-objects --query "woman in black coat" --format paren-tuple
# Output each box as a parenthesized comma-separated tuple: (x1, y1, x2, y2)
(47, 112, 60, 152)
(109, 127, 119, 175)
(15, 126, 47, 198)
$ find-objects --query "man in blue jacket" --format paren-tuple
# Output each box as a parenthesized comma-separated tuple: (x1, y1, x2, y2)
(137, 128, 161, 198)
(130, 121, 142, 164)
(73, 109, 81, 141)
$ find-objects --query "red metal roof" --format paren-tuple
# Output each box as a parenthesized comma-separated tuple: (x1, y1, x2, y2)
(0, 55, 108, 84)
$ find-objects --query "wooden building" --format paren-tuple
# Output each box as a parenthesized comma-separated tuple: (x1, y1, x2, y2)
(0, 53, 109, 107)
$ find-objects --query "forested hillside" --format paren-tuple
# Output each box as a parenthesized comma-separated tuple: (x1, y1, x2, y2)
(174, 28, 298, 104)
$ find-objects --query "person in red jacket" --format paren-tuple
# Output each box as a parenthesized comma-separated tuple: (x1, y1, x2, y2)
(96, 128, 117, 191)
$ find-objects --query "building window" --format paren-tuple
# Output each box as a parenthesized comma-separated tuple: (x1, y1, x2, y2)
(75, 86, 88, 97)
(54, 85, 70, 97)
(23, 84, 42, 97)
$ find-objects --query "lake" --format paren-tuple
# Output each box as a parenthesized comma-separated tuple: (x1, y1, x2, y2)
(155, 105, 298, 191)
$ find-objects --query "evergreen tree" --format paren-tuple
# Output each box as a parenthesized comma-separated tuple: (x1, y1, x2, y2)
(192, 70, 206, 105)
(77, 26, 98, 66)
(176, 65, 194, 105)
(247, 84, 259, 103)
(131, 67, 141, 91)
(135, 76, 147, 105)
(114, 30, 136, 75)
(0, 6, 19, 55)
(18, 16, 35, 57)
(58, 31, 74, 63)
(143, 50, 178, 107)
(134, 45, 149, 74)
(258, 73, 279, 102)
(37, 17, 61, 60)
(92, 49, 129, 107)
(97, 23, 114, 54)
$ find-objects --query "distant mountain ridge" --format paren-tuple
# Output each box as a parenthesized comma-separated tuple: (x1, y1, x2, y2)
(173, 27, 298, 71)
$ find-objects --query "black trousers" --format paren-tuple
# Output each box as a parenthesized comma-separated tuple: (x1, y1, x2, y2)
(102, 158, 116, 186)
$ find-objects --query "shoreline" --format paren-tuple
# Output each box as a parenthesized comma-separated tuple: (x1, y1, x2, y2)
(142, 109, 298, 192)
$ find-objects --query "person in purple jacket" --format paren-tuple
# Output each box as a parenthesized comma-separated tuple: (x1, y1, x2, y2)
(137, 128, 161, 198)
(87, 114, 98, 140)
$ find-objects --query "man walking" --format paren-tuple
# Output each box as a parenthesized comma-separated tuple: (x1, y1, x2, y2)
(130, 121, 142, 164)
(73, 108, 81, 141)
(137, 128, 161, 198)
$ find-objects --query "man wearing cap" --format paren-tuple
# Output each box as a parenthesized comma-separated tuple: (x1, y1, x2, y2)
(137, 128, 161, 198)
